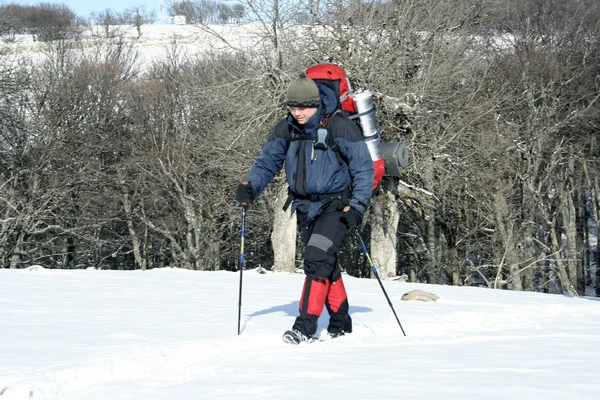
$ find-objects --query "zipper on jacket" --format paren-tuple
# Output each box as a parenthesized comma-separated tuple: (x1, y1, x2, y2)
(295, 140, 308, 196)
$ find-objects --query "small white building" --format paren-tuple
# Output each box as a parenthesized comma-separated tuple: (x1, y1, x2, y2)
(174, 15, 187, 25)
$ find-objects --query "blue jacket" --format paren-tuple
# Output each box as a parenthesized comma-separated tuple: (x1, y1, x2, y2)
(245, 85, 374, 219)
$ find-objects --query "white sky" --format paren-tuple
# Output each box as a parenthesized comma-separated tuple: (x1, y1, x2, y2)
(1, 266, 599, 399)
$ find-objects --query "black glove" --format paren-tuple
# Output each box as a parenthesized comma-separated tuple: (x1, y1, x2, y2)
(341, 206, 362, 229)
(235, 182, 255, 204)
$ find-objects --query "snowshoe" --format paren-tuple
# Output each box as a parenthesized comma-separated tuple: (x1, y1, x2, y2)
(282, 329, 311, 345)
(326, 329, 346, 339)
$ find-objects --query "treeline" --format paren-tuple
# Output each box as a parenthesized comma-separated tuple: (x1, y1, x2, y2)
(0, 0, 599, 297)
(0, 3, 159, 41)
(166, 0, 245, 24)
(0, 1, 243, 43)
(0, 2, 79, 41)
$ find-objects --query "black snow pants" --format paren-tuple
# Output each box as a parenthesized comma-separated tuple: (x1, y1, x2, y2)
(292, 199, 353, 337)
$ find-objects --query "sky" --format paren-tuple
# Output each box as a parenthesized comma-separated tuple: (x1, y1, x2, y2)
(6, 1, 169, 21)
(1, 266, 600, 400)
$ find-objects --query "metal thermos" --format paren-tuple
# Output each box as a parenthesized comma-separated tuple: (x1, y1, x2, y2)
(353, 90, 383, 161)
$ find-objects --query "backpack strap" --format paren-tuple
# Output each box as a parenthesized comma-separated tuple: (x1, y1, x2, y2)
(319, 111, 348, 165)
(287, 111, 347, 165)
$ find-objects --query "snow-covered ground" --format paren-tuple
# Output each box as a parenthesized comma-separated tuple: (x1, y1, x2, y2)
(1, 267, 599, 399)
(1, 23, 267, 69)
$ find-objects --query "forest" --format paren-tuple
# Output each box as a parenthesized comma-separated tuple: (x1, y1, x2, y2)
(0, 0, 598, 297)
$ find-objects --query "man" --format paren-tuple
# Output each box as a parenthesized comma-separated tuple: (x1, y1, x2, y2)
(235, 71, 374, 344)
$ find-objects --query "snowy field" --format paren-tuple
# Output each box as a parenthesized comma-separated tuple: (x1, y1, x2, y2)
(1, 267, 599, 399)
(1, 23, 275, 68)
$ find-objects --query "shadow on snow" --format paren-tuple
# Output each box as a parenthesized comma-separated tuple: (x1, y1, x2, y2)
(243, 301, 373, 335)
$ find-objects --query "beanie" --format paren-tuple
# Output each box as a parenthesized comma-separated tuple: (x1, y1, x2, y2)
(286, 72, 320, 108)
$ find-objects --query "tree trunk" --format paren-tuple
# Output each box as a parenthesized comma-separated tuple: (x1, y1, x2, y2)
(561, 189, 579, 293)
(584, 163, 600, 297)
(10, 230, 25, 269)
(451, 246, 461, 286)
(271, 182, 297, 272)
(183, 200, 200, 270)
(576, 191, 587, 295)
(119, 173, 146, 270)
(124, 197, 146, 270)
(548, 219, 578, 296)
(423, 161, 438, 284)
(0, 207, 13, 268)
(597, 232, 600, 298)
(567, 153, 586, 294)
(582, 208, 591, 292)
(521, 225, 535, 291)
(370, 192, 399, 279)
(493, 184, 522, 291)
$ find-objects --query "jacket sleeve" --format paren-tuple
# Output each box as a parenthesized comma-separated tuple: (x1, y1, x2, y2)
(334, 119, 374, 215)
(245, 122, 289, 198)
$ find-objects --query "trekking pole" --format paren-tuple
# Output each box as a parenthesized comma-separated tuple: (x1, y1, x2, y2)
(354, 228, 406, 336)
(237, 205, 247, 335)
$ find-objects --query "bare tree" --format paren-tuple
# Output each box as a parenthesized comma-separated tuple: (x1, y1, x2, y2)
(119, 6, 156, 38)
(166, 0, 239, 24)
(271, 179, 297, 272)
(89, 9, 122, 38)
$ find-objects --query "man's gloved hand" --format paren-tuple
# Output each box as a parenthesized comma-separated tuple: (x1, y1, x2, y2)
(341, 206, 363, 229)
(235, 182, 255, 204)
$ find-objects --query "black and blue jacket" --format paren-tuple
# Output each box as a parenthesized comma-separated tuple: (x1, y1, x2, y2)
(245, 85, 374, 219)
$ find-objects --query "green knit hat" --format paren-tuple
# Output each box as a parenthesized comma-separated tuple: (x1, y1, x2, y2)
(286, 72, 320, 108)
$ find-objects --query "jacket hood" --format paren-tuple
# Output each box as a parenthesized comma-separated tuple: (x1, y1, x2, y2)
(317, 84, 338, 115)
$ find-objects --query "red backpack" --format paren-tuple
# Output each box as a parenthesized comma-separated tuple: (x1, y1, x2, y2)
(305, 64, 385, 192)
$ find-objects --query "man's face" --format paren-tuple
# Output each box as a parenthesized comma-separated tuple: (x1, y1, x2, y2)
(289, 107, 318, 125)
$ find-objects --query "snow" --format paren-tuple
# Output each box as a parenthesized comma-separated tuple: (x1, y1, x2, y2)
(2, 23, 267, 71)
(1, 266, 599, 399)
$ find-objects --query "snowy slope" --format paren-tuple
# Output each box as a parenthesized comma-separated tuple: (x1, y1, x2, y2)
(2, 23, 268, 69)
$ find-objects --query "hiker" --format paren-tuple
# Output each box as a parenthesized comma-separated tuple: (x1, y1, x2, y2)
(235, 71, 374, 344)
